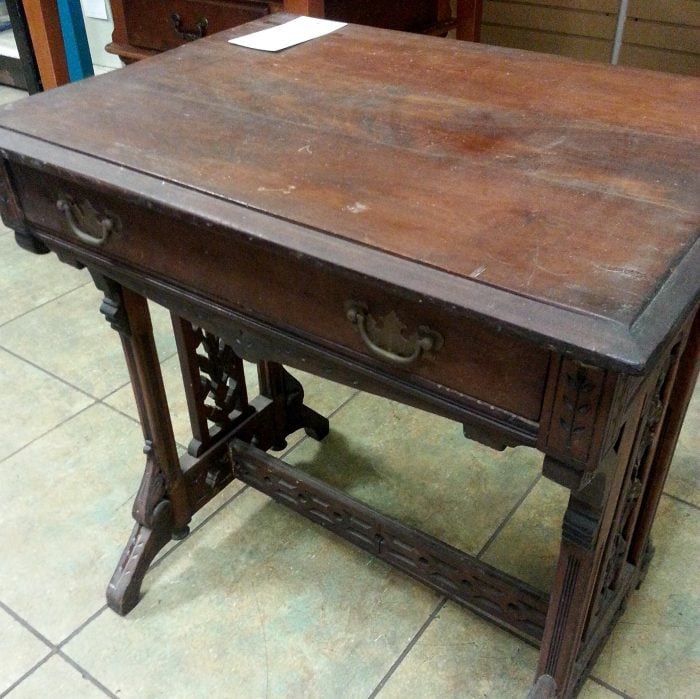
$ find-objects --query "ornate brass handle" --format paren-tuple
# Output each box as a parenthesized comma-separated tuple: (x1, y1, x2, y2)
(346, 302, 443, 366)
(56, 196, 118, 246)
(170, 12, 208, 41)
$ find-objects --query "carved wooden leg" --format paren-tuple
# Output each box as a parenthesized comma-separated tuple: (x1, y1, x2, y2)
(536, 311, 698, 697)
(257, 361, 329, 450)
(629, 309, 700, 574)
(106, 500, 174, 615)
(93, 275, 191, 615)
(537, 448, 634, 698)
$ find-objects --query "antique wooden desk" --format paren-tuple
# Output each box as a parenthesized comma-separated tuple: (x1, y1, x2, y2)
(1, 16, 698, 698)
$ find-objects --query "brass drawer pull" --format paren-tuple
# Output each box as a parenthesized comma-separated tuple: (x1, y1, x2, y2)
(56, 196, 119, 246)
(170, 12, 208, 41)
(346, 302, 443, 366)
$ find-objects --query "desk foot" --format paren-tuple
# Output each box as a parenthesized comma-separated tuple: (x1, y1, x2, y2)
(299, 404, 330, 442)
(172, 525, 191, 541)
(258, 362, 329, 449)
(527, 675, 557, 699)
(107, 500, 174, 616)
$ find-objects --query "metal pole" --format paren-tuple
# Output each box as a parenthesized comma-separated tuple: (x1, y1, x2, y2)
(611, 0, 629, 65)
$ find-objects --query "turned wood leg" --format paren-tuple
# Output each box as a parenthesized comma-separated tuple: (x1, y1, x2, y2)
(93, 275, 191, 615)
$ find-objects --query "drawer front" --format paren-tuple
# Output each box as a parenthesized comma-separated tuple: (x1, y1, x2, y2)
(13, 165, 549, 422)
(123, 0, 271, 52)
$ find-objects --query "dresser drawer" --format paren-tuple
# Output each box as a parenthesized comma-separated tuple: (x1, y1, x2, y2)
(12, 164, 549, 423)
(123, 0, 272, 52)
(324, 0, 440, 32)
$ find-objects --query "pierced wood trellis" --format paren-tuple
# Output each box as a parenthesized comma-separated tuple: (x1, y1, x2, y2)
(172, 316, 252, 456)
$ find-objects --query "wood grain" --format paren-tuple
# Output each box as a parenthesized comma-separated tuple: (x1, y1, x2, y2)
(0, 17, 698, 370)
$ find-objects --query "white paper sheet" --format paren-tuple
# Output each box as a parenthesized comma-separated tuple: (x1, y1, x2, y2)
(228, 17, 346, 52)
(81, 0, 109, 21)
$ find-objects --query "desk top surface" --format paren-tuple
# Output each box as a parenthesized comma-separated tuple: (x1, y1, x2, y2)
(1, 15, 698, 370)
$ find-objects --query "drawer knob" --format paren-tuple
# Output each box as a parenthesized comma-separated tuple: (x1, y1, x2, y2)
(170, 12, 208, 41)
(56, 196, 118, 246)
(346, 302, 443, 366)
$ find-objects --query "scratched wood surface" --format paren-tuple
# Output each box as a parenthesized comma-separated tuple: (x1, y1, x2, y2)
(0, 15, 698, 366)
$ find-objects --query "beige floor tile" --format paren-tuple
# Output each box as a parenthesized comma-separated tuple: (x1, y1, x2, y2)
(285, 392, 542, 555)
(481, 477, 569, 592)
(0, 288, 176, 398)
(104, 353, 213, 448)
(378, 601, 538, 698)
(0, 86, 27, 106)
(664, 381, 700, 507)
(377, 603, 619, 699)
(64, 488, 440, 699)
(592, 495, 700, 698)
(6, 655, 108, 699)
(577, 681, 625, 698)
(0, 607, 51, 694)
(0, 348, 94, 461)
(0, 404, 146, 641)
(0, 234, 88, 326)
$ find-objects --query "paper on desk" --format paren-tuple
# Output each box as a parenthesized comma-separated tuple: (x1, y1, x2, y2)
(228, 17, 346, 52)
(81, 0, 109, 20)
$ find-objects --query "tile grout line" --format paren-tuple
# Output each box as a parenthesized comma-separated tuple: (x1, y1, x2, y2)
(0, 386, 361, 667)
(56, 606, 110, 650)
(56, 650, 119, 699)
(0, 599, 116, 698)
(662, 490, 700, 512)
(0, 344, 114, 402)
(589, 675, 635, 698)
(0, 598, 55, 649)
(0, 401, 99, 466)
(0, 343, 179, 408)
(367, 597, 447, 699)
(0, 348, 184, 465)
(97, 348, 178, 402)
(477, 472, 542, 559)
(0, 279, 92, 330)
(151, 484, 251, 569)
(365, 470, 542, 698)
(0, 651, 56, 698)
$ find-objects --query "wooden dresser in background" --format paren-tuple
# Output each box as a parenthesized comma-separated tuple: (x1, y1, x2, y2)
(106, 0, 483, 63)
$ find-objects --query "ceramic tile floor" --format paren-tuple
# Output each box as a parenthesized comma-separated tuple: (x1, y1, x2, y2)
(1, 85, 699, 699)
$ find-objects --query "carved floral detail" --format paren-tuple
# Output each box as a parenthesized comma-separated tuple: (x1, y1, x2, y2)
(193, 327, 248, 429)
(547, 361, 606, 463)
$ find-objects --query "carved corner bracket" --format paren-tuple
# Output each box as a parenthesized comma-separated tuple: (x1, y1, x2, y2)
(90, 271, 131, 335)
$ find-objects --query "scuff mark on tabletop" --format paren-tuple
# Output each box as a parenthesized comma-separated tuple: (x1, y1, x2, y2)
(257, 185, 296, 195)
(345, 202, 368, 214)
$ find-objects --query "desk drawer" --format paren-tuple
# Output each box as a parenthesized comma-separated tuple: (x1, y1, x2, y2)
(123, 0, 272, 52)
(13, 165, 549, 423)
